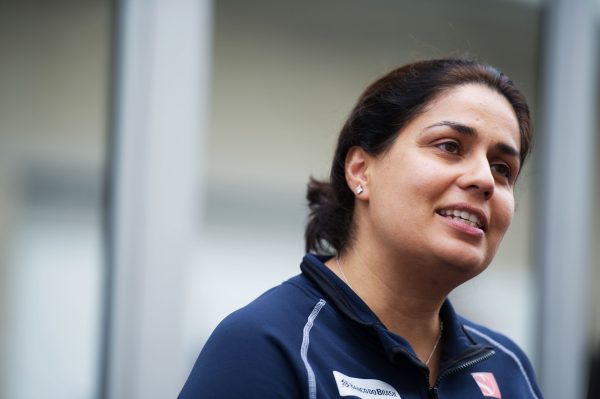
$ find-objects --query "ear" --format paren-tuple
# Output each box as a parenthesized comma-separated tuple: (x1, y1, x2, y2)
(345, 146, 372, 200)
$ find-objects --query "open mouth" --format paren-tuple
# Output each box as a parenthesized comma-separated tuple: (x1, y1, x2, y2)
(437, 208, 485, 230)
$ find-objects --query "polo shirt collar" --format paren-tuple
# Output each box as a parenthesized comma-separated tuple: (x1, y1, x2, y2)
(300, 253, 493, 368)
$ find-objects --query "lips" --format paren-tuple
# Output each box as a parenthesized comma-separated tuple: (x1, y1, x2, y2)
(436, 205, 488, 231)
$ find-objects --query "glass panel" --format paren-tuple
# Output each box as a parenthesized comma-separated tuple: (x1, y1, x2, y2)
(0, 1, 110, 398)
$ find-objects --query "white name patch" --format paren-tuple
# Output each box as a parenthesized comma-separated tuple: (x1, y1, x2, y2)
(333, 370, 401, 398)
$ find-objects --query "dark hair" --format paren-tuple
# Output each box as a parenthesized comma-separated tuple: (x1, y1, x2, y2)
(304, 58, 532, 255)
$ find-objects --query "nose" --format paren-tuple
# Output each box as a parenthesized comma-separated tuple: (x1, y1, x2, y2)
(456, 155, 495, 200)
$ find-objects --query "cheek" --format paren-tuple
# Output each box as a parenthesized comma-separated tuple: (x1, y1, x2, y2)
(389, 156, 446, 195)
(369, 166, 428, 228)
(493, 194, 515, 235)
(383, 168, 438, 210)
(369, 152, 447, 218)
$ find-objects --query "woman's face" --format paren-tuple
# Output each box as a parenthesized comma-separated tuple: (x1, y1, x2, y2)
(360, 84, 521, 279)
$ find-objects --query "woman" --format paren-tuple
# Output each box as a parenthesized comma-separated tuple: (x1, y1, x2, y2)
(179, 59, 543, 398)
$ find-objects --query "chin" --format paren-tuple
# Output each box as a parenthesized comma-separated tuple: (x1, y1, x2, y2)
(435, 249, 492, 282)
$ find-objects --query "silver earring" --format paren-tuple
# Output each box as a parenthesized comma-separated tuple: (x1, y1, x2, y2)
(355, 185, 364, 195)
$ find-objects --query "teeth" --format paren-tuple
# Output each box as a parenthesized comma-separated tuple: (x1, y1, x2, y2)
(449, 216, 479, 228)
(439, 209, 483, 228)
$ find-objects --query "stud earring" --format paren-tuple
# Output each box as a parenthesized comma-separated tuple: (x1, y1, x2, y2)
(355, 185, 364, 195)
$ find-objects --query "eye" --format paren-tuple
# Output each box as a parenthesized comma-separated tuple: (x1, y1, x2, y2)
(435, 141, 461, 154)
(491, 163, 512, 180)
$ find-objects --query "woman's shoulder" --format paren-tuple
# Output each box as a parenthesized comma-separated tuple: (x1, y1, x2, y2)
(452, 315, 543, 399)
(458, 316, 531, 361)
(179, 274, 330, 398)
(457, 315, 541, 388)
(219, 273, 326, 329)
(195, 276, 323, 364)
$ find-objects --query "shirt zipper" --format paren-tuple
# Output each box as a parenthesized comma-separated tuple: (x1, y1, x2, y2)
(427, 349, 495, 399)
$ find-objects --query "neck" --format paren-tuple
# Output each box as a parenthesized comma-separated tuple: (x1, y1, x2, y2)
(335, 246, 448, 322)
(326, 245, 449, 369)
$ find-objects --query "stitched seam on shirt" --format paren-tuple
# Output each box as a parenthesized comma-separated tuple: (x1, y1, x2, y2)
(301, 299, 326, 399)
(464, 325, 539, 399)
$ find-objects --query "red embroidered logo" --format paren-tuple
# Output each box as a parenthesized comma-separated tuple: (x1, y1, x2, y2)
(471, 372, 502, 398)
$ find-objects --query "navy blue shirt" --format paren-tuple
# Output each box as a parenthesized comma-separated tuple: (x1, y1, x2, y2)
(180, 254, 543, 398)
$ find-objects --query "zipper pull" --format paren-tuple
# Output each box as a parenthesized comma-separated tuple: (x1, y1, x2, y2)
(428, 386, 439, 399)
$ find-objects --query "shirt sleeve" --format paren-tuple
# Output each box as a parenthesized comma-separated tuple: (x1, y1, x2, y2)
(178, 310, 305, 399)
(496, 334, 544, 399)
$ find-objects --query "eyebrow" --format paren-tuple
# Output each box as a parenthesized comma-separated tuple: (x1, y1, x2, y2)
(426, 121, 476, 136)
(424, 120, 520, 159)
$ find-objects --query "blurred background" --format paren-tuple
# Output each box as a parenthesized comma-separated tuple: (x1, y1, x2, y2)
(0, 0, 598, 398)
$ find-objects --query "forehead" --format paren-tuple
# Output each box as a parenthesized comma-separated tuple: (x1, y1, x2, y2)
(416, 84, 521, 148)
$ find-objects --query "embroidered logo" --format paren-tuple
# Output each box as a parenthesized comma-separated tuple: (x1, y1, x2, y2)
(471, 372, 502, 398)
(333, 370, 401, 398)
